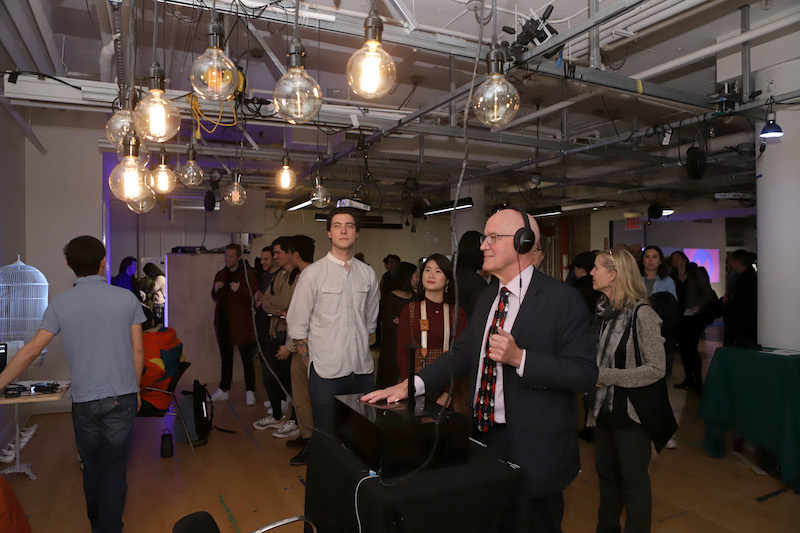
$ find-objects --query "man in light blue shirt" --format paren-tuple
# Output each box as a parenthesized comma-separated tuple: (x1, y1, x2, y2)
(0, 236, 144, 533)
(287, 208, 379, 437)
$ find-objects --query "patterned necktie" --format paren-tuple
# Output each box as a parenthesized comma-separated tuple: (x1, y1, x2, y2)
(474, 287, 511, 433)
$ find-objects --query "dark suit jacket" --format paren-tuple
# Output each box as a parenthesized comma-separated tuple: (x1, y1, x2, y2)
(419, 272, 598, 497)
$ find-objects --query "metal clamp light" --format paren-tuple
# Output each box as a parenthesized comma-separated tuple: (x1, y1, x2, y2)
(760, 97, 784, 139)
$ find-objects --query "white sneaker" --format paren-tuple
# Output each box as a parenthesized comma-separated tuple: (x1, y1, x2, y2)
(665, 438, 678, 449)
(211, 388, 229, 402)
(272, 420, 299, 439)
(263, 401, 272, 409)
(253, 415, 285, 431)
(246, 390, 256, 406)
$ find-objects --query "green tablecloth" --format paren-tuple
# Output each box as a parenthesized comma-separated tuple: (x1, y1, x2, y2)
(699, 347, 800, 488)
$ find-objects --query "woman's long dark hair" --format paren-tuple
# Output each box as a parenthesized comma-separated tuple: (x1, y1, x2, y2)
(391, 262, 419, 294)
(457, 230, 484, 271)
(642, 245, 668, 280)
(118, 256, 136, 276)
(143, 262, 164, 278)
(417, 254, 456, 305)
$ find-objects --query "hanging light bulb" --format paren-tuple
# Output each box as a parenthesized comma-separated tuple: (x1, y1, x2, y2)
(190, 15, 237, 101)
(346, 2, 396, 99)
(472, 45, 519, 127)
(127, 186, 157, 214)
(223, 172, 247, 206)
(273, 3, 322, 124)
(105, 108, 134, 146)
(134, 62, 182, 142)
(276, 153, 297, 190)
(109, 135, 152, 202)
(178, 146, 204, 187)
(310, 170, 331, 208)
(148, 145, 177, 194)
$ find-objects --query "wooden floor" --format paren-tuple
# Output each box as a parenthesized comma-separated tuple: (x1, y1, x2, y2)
(6, 331, 799, 532)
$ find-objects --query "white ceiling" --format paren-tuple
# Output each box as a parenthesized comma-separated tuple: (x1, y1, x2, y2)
(2, 0, 798, 215)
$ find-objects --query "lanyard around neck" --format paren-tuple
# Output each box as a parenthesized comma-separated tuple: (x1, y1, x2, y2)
(420, 300, 450, 357)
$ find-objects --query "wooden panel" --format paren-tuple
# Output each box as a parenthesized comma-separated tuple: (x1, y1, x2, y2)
(165, 253, 245, 390)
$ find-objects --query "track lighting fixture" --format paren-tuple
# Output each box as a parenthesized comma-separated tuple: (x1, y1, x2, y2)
(346, 0, 396, 99)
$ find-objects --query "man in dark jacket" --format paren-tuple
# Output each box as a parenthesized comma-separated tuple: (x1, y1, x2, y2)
(724, 249, 757, 347)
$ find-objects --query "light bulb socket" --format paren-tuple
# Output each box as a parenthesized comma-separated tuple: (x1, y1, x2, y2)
(159, 145, 169, 166)
(122, 134, 141, 158)
(314, 172, 323, 187)
(187, 146, 197, 162)
(148, 62, 166, 92)
(486, 45, 505, 75)
(287, 38, 306, 69)
(234, 172, 242, 184)
(364, 10, 384, 42)
(207, 20, 225, 49)
(282, 153, 291, 167)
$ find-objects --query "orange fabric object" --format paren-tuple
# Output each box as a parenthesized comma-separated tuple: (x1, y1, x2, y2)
(141, 327, 182, 410)
(0, 474, 32, 533)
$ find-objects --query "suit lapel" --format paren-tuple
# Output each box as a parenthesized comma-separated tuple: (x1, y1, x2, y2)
(470, 282, 497, 391)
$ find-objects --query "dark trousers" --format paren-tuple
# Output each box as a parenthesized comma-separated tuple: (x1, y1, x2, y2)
(678, 315, 704, 385)
(218, 322, 256, 391)
(259, 330, 293, 420)
(308, 363, 373, 434)
(594, 424, 652, 533)
(72, 393, 137, 533)
(479, 424, 565, 533)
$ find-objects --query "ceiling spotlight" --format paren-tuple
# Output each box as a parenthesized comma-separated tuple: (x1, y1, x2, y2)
(109, 134, 152, 202)
(190, 13, 237, 101)
(223, 172, 247, 206)
(133, 62, 181, 142)
(472, 45, 519, 127)
(276, 153, 297, 190)
(760, 113, 784, 139)
(346, 0, 396, 99)
(647, 203, 673, 220)
(148, 145, 177, 194)
(178, 146, 204, 187)
(273, 1, 322, 124)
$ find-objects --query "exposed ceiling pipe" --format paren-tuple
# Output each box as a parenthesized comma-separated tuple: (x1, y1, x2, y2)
(602, 0, 730, 54)
(632, 9, 800, 80)
(491, 91, 599, 133)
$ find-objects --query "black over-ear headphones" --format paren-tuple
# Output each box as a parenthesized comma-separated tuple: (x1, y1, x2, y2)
(513, 208, 535, 254)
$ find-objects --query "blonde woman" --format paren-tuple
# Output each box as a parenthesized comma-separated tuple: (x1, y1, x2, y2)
(588, 248, 674, 533)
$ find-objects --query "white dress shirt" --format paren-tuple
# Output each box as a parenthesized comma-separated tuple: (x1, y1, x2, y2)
(416, 265, 534, 423)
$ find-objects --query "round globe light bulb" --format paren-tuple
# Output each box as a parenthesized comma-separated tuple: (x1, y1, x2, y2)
(273, 67, 323, 125)
(109, 156, 151, 202)
(310, 182, 331, 208)
(149, 164, 177, 194)
(346, 40, 396, 99)
(223, 181, 247, 206)
(133, 89, 182, 142)
(190, 47, 237, 101)
(126, 187, 157, 214)
(472, 73, 520, 127)
(105, 109, 134, 146)
(178, 159, 204, 187)
(276, 166, 297, 190)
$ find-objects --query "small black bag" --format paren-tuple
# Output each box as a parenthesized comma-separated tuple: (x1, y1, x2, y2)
(624, 305, 678, 453)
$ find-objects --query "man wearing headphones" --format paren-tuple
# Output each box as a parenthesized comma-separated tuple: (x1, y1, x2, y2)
(363, 208, 598, 533)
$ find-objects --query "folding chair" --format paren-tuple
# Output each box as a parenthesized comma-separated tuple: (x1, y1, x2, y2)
(139, 361, 197, 458)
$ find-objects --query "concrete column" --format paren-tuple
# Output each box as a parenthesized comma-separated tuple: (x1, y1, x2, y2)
(451, 181, 486, 251)
(755, 58, 800, 349)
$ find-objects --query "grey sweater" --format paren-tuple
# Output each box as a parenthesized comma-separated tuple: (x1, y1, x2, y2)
(588, 304, 665, 426)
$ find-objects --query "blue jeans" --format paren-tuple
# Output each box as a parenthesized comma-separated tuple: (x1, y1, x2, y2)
(308, 363, 374, 434)
(72, 393, 137, 533)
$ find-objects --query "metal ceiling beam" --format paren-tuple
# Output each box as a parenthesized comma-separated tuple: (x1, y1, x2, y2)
(29, 0, 64, 75)
(244, 20, 286, 78)
(0, 94, 46, 154)
(1, 0, 53, 73)
(0, 2, 35, 71)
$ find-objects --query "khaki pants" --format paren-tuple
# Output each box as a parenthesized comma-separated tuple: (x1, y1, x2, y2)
(290, 352, 314, 438)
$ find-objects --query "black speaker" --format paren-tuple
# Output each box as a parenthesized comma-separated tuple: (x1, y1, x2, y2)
(513, 208, 535, 254)
(204, 190, 216, 212)
(685, 147, 706, 180)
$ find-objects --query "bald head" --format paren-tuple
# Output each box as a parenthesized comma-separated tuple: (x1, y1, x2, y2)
(480, 209, 541, 285)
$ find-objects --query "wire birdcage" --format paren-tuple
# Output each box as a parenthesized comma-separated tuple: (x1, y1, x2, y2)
(0, 257, 49, 350)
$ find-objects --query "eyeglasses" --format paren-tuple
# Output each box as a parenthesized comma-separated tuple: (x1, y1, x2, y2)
(479, 233, 515, 245)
